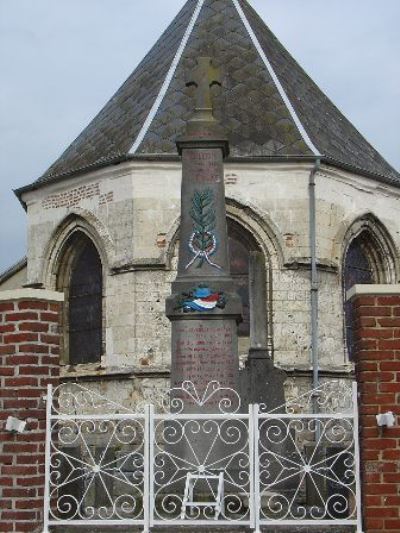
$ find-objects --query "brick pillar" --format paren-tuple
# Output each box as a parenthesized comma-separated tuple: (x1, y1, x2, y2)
(349, 285, 400, 533)
(0, 289, 63, 533)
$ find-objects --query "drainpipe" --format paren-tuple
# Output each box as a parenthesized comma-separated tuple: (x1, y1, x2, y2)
(309, 157, 321, 408)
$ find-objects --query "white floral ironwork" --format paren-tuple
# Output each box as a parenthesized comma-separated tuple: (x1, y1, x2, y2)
(51, 382, 134, 415)
(151, 416, 251, 523)
(151, 381, 250, 526)
(43, 381, 363, 533)
(260, 380, 354, 415)
(159, 379, 242, 414)
(43, 384, 148, 532)
(49, 419, 145, 522)
(254, 381, 362, 532)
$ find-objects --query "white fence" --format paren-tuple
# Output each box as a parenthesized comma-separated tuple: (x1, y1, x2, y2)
(43, 380, 363, 532)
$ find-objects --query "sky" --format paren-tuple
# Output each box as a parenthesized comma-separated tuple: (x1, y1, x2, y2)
(1, 0, 399, 273)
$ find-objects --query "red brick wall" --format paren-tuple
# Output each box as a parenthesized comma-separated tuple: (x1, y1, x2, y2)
(352, 292, 400, 532)
(0, 297, 61, 533)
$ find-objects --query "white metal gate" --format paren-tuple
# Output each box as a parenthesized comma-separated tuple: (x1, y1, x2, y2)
(43, 380, 363, 532)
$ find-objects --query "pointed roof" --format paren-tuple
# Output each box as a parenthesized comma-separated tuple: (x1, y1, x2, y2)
(20, 0, 400, 192)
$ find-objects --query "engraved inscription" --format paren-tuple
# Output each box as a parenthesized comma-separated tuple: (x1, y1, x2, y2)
(172, 320, 238, 402)
(186, 149, 221, 183)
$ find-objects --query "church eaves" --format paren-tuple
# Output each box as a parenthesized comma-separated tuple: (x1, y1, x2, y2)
(18, 0, 400, 193)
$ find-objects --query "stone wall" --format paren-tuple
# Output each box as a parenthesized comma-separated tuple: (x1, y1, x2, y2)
(18, 160, 400, 381)
(0, 290, 63, 533)
(350, 285, 400, 532)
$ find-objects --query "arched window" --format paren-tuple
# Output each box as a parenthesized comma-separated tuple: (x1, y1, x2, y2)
(227, 219, 265, 341)
(57, 233, 103, 365)
(343, 226, 395, 360)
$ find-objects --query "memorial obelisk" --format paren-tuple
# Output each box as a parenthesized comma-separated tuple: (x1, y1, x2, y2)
(166, 57, 242, 411)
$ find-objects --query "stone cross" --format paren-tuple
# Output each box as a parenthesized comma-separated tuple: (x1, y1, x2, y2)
(186, 57, 222, 110)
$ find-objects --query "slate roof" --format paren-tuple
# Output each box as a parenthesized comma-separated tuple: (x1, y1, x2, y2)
(0, 257, 27, 286)
(19, 0, 400, 192)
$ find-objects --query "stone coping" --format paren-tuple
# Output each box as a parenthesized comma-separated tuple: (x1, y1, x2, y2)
(0, 288, 64, 302)
(59, 364, 353, 380)
(347, 283, 400, 301)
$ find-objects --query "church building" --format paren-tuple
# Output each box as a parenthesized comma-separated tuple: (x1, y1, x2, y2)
(2, 0, 400, 404)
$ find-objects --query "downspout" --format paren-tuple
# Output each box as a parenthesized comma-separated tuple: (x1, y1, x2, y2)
(309, 157, 321, 405)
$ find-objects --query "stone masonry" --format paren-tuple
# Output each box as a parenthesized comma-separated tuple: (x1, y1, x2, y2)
(18, 160, 400, 381)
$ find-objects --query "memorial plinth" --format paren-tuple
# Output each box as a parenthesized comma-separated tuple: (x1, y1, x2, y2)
(166, 57, 242, 411)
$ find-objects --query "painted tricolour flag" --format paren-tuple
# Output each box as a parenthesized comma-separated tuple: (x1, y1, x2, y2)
(183, 287, 220, 312)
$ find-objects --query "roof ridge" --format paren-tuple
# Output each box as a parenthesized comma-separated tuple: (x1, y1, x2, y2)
(129, 0, 205, 155)
(232, 0, 320, 157)
(239, 0, 399, 181)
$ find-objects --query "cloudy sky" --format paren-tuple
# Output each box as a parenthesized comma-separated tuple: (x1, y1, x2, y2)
(1, 0, 399, 273)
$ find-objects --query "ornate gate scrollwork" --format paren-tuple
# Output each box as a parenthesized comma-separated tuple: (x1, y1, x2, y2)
(43, 381, 362, 532)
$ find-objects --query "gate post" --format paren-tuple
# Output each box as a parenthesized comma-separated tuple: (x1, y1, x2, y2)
(349, 285, 400, 532)
(0, 289, 62, 533)
(353, 382, 364, 533)
(42, 385, 53, 533)
(143, 404, 151, 533)
(251, 403, 261, 533)
(146, 403, 155, 532)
